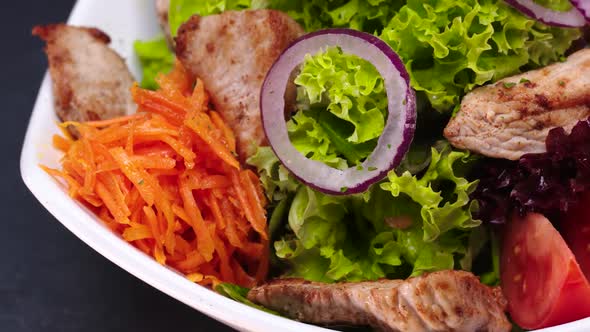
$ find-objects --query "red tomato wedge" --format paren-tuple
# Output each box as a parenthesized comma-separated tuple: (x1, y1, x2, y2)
(562, 192, 590, 280)
(501, 213, 590, 330)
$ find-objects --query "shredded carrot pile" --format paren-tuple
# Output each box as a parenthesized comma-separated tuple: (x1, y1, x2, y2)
(43, 61, 269, 288)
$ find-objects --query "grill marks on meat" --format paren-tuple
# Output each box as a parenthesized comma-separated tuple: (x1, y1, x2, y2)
(175, 10, 304, 161)
(248, 271, 511, 332)
(33, 24, 135, 136)
(444, 48, 590, 160)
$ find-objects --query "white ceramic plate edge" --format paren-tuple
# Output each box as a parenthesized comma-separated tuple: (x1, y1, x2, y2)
(19, 1, 590, 331)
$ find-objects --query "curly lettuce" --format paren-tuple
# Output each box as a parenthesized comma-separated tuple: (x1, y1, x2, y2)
(379, 0, 580, 111)
(287, 47, 387, 168)
(380, 146, 481, 242)
(247, 147, 299, 202)
(295, 47, 388, 144)
(266, 0, 404, 32)
(250, 144, 482, 282)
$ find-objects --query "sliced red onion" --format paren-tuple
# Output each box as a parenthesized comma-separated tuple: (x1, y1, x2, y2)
(260, 29, 416, 195)
(505, 0, 586, 27)
(571, 0, 590, 22)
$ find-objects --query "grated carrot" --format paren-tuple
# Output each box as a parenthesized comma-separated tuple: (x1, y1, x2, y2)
(95, 181, 130, 225)
(154, 245, 167, 265)
(84, 113, 146, 127)
(240, 170, 268, 238)
(52, 134, 72, 152)
(98, 172, 130, 217)
(184, 112, 240, 170)
(210, 111, 236, 153)
(190, 79, 209, 112)
(122, 224, 153, 242)
(231, 170, 268, 240)
(80, 138, 96, 196)
(206, 192, 226, 230)
(42, 61, 268, 287)
(179, 175, 215, 261)
(175, 251, 206, 272)
(125, 117, 136, 154)
(174, 235, 193, 255)
(143, 206, 162, 245)
(135, 239, 153, 256)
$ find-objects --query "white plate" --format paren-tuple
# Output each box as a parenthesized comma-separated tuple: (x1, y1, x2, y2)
(20, 1, 590, 331)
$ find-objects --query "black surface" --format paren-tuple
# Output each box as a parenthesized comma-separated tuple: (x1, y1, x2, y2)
(2, 2, 234, 331)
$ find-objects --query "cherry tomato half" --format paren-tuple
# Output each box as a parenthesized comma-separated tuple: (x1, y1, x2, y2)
(501, 213, 590, 329)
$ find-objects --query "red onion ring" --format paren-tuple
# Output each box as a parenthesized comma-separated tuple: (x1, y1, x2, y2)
(505, 0, 586, 27)
(571, 0, 590, 22)
(260, 29, 416, 195)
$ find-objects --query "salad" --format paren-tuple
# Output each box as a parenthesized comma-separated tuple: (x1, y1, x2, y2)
(33, 0, 590, 331)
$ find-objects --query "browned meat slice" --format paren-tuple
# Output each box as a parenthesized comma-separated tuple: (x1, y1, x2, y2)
(175, 10, 304, 161)
(248, 270, 511, 332)
(444, 48, 590, 160)
(33, 24, 135, 136)
(155, 0, 172, 44)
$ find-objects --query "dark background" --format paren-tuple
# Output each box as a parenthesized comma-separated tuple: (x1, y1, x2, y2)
(2, 1, 233, 331)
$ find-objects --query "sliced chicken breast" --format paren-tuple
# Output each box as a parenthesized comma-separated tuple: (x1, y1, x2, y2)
(33, 24, 135, 135)
(248, 270, 511, 332)
(175, 9, 304, 161)
(444, 48, 590, 160)
(155, 0, 172, 44)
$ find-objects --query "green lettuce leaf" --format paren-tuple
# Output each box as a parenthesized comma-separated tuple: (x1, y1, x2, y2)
(273, 186, 474, 281)
(274, 186, 388, 282)
(258, 141, 483, 282)
(133, 37, 174, 90)
(286, 110, 349, 169)
(380, 143, 481, 242)
(286, 46, 388, 167)
(379, 0, 580, 111)
(215, 283, 279, 315)
(267, 0, 404, 34)
(169, 0, 261, 37)
(247, 147, 299, 201)
(295, 46, 388, 144)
